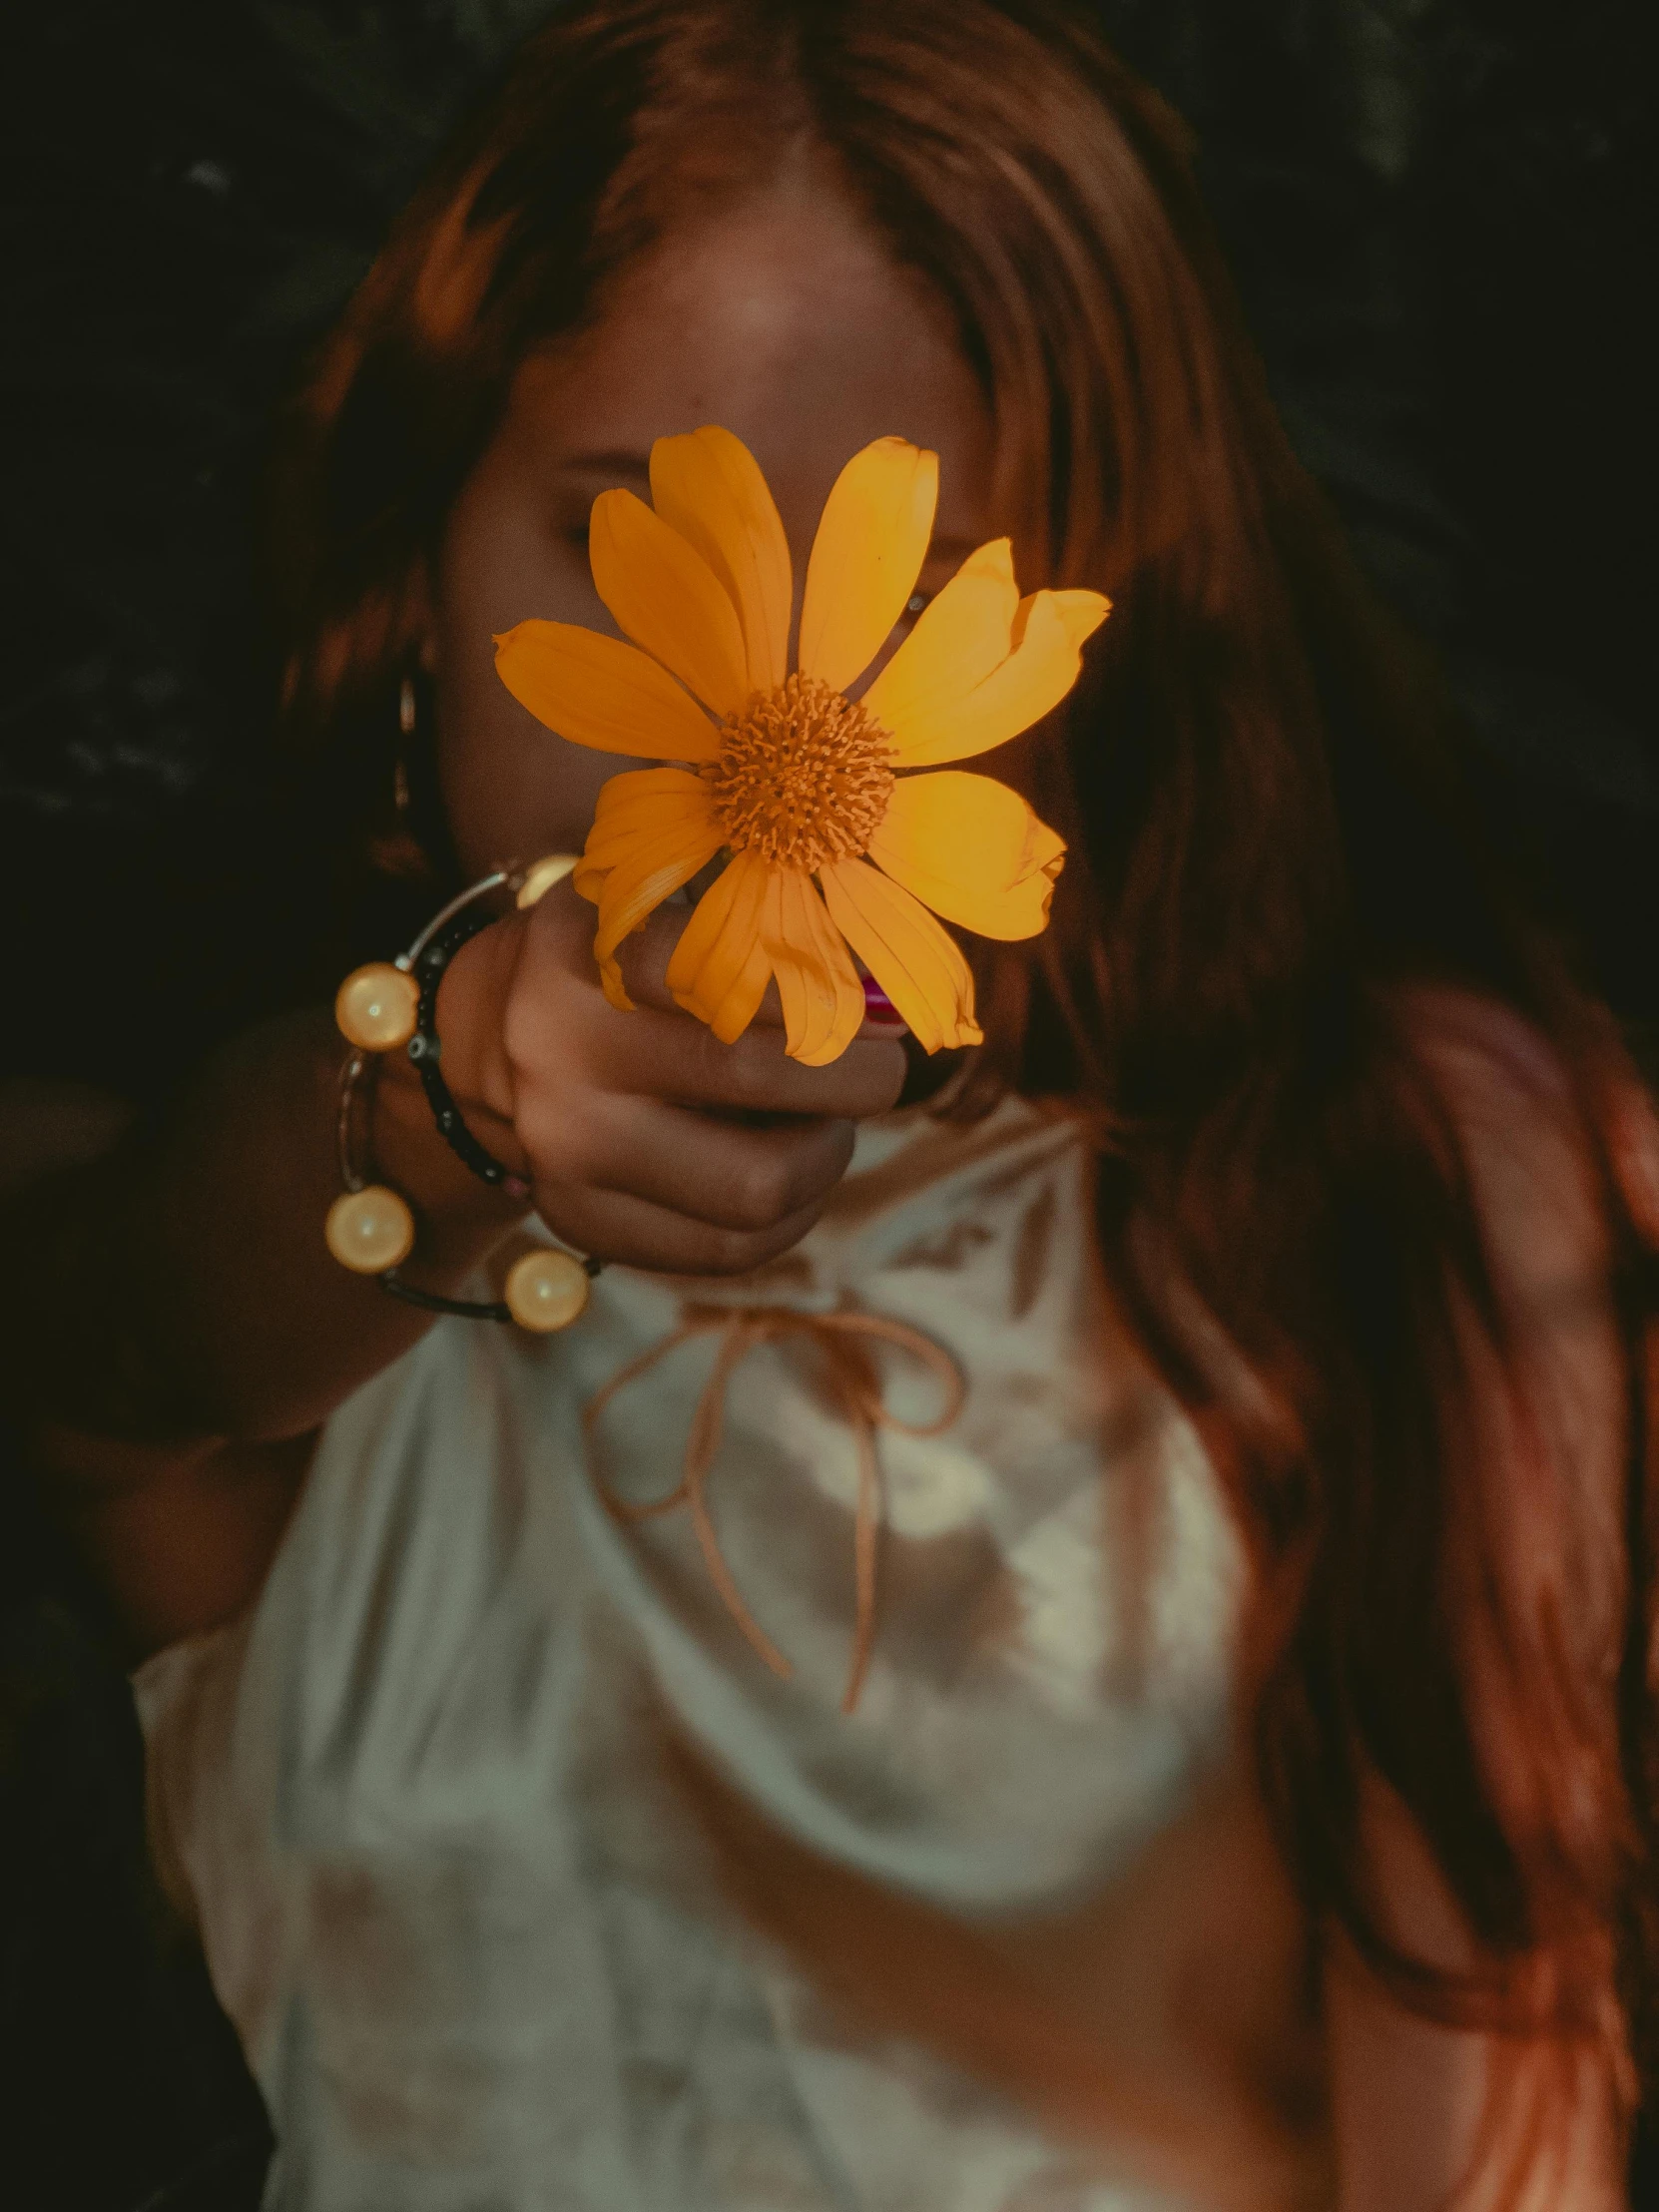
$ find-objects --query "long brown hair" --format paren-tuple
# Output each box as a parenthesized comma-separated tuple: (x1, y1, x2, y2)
(270, 0, 1659, 2178)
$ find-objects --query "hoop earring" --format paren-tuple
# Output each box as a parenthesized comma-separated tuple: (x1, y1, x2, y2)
(368, 672, 434, 881)
(393, 676, 417, 828)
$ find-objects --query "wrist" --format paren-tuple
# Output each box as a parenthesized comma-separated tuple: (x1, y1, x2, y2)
(370, 1047, 530, 1243)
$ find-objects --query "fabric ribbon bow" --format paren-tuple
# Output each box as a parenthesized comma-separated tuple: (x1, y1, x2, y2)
(586, 1303, 965, 1713)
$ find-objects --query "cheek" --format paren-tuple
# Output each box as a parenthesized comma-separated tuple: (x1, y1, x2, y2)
(435, 711, 624, 881)
(429, 467, 632, 872)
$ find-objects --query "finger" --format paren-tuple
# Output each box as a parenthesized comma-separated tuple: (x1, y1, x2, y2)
(515, 875, 907, 1108)
(574, 1098, 856, 1232)
(614, 895, 787, 1025)
(590, 1003, 907, 1120)
(531, 875, 786, 1032)
(534, 1180, 831, 1279)
(571, 882, 908, 1043)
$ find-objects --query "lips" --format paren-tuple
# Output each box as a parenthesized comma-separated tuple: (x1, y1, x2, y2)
(861, 971, 906, 1030)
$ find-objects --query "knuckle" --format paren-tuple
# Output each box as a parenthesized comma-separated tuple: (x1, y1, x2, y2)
(518, 1095, 598, 1186)
(701, 1207, 815, 1275)
(700, 1225, 769, 1276)
(705, 1033, 772, 1106)
(730, 1154, 793, 1230)
(502, 972, 575, 1068)
(844, 1040, 907, 1113)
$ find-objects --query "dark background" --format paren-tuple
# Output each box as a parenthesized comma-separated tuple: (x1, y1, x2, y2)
(1, 2, 1655, 2205)
(1, 0, 1656, 1087)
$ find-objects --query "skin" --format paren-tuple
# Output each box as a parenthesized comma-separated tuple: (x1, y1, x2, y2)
(0, 176, 1627, 2211)
(433, 176, 1009, 871)
(419, 175, 1005, 1278)
(0, 178, 1000, 1604)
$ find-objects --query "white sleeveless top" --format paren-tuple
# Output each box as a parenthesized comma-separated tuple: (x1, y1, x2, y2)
(136, 1099, 1253, 2211)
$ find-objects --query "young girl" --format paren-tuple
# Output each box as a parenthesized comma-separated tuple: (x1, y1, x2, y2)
(4, 2, 1654, 2205)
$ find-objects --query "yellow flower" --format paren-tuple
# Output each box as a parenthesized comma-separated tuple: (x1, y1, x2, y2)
(494, 428, 1109, 1065)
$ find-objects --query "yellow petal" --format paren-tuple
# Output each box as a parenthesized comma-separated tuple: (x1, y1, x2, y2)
(576, 767, 716, 876)
(572, 773, 723, 1008)
(1048, 590, 1111, 652)
(820, 859, 982, 1056)
(688, 922, 772, 1045)
(494, 621, 721, 761)
(798, 438, 938, 695)
(596, 958, 635, 1014)
(591, 822, 722, 970)
(649, 427, 792, 695)
(592, 820, 723, 969)
(879, 587, 1111, 767)
(589, 488, 749, 719)
(859, 537, 1018, 738)
(707, 934, 774, 1043)
(760, 870, 866, 1066)
(665, 850, 773, 1042)
(865, 772, 1065, 941)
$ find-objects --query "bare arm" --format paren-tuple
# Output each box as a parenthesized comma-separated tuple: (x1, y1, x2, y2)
(0, 1015, 526, 1651)
(1326, 1807, 1625, 2212)
(1, 1008, 521, 1446)
(0, 882, 904, 1651)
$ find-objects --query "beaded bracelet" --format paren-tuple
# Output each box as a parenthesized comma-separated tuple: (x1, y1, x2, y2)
(324, 1047, 599, 1329)
(332, 852, 575, 1194)
(323, 853, 602, 1333)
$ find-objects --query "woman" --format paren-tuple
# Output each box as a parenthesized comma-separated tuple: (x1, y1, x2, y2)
(3, 2, 1653, 2203)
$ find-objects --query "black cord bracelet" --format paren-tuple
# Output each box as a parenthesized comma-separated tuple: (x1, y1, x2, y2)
(325, 854, 605, 1331)
(404, 901, 530, 1197)
(377, 1250, 601, 1324)
(335, 857, 578, 1198)
(378, 1274, 514, 1323)
(328, 1044, 603, 1330)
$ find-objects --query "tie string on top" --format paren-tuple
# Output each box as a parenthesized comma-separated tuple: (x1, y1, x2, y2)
(585, 1304, 965, 1713)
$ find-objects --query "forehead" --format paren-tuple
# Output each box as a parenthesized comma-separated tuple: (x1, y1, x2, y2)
(504, 183, 999, 542)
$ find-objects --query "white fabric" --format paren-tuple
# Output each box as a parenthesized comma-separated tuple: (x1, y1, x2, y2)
(136, 1099, 1250, 2211)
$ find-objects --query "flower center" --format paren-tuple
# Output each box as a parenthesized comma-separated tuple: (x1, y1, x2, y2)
(703, 672, 895, 871)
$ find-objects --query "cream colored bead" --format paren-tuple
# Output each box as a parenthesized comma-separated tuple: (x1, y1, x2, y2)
(503, 1247, 590, 1332)
(325, 1186, 415, 1275)
(515, 852, 579, 909)
(334, 962, 419, 1051)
